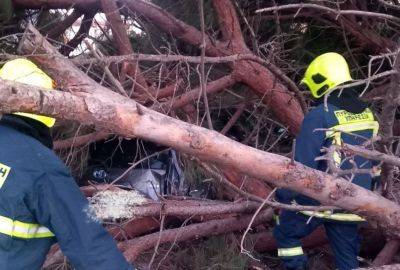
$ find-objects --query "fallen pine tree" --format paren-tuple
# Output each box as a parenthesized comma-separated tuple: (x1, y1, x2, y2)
(2, 0, 400, 267)
(1, 24, 400, 238)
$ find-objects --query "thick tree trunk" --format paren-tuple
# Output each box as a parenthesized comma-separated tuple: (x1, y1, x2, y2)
(3, 74, 400, 235)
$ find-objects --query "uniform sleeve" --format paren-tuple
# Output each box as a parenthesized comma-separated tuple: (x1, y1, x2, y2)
(294, 110, 326, 169)
(31, 166, 135, 270)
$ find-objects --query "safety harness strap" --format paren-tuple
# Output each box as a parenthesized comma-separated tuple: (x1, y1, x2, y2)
(278, 246, 304, 257)
(300, 210, 365, 222)
(326, 121, 379, 138)
(0, 215, 54, 239)
(291, 200, 365, 222)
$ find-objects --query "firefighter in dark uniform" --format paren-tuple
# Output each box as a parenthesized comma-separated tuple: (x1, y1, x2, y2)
(0, 59, 134, 270)
(273, 53, 379, 270)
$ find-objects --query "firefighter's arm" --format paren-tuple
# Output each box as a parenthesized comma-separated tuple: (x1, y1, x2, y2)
(31, 166, 134, 270)
(294, 110, 326, 169)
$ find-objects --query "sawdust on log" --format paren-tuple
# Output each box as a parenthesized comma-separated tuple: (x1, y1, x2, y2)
(86, 189, 148, 221)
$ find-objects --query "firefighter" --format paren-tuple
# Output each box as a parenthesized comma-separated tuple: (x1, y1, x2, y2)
(273, 52, 379, 270)
(0, 58, 134, 270)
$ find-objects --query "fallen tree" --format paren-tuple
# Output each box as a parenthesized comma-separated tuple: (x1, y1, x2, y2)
(5, 1, 400, 267)
(4, 25, 400, 237)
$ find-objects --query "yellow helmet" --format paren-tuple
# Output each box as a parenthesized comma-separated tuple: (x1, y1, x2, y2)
(0, 58, 56, 127)
(301, 52, 353, 98)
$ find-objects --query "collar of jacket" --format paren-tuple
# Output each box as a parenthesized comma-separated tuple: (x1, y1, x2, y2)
(0, 114, 53, 149)
(316, 85, 369, 114)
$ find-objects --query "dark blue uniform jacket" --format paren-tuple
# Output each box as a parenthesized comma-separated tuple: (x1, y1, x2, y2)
(277, 90, 377, 206)
(0, 115, 133, 270)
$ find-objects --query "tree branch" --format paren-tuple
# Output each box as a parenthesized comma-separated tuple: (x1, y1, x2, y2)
(54, 131, 110, 150)
(373, 240, 400, 266)
(61, 11, 96, 56)
(101, 0, 149, 91)
(212, 0, 246, 49)
(153, 75, 236, 112)
(255, 4, 400, 23)
(46, 9, 82, 40)
(120, 209, 273, 261)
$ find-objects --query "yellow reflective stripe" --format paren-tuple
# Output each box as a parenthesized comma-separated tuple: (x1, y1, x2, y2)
(0, 215, 54, 239)
(326, 121, 379, 138)
(278, 246, 304, 257)
(301, 211, 365, 222)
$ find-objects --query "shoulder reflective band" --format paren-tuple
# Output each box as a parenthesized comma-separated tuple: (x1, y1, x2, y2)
(300, 210, 365, 222)
(0, 215, 54, 238)
(278, 246, 304, 257)
(334, 108, 375, 125)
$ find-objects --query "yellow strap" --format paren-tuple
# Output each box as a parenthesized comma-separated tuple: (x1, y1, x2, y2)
(291, 200, 365, 222)
(300, 210, 365, 222)
(278, 246, 304, 257)
(0, 215, 54, 239)
(326, 121, 379, 138)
